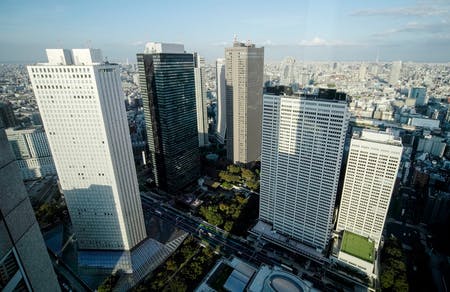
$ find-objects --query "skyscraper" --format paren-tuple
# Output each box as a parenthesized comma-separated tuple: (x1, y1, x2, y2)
(0, 120, 60, 291)
(216, 58, 226, 144)
(336, 130, 402, 247)
(280, 56, 296, 86)
(137, 42, 200, 193)
(0, 102, 16, 128)
(225, 40, 264, 163)
(409, 86, 428, 106)
(6, 127, 56, 180)
(28, 49, 147, 272)
(193, 52, 209, 147)
(259, 88, 349, 251)
(389, 61, 402, 85)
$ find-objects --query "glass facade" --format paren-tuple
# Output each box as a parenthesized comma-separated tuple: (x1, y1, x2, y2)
(137, 53, 200, 193)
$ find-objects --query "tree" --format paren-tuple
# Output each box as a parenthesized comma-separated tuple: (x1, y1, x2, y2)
(200, 206, 224, 226)
(165, 259, 177, 271)
(246, 180, 259, 191)
(163, 279, 187, 292)
(224, 221, 233, 232)
(219, 171, 240, 183)
(380, 267, 395, 289)
(241, 168, 255, 181)
(227, 164, 241, 174)
(98, 274, 119, 292)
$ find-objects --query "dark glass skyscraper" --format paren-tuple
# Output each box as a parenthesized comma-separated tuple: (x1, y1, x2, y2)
(137, 42, 200, 193)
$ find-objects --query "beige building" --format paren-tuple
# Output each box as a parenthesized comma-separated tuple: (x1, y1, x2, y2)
(225, 40, 264, 163)
(337, 130, 402, 248)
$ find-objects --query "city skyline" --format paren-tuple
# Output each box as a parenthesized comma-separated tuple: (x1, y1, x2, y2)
(1, 0, 450, 63)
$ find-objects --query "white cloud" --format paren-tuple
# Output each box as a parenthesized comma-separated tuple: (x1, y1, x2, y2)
(372, 21, 449, 37)
(131, 41, 144, 47)
(298, 37, 359, 47)
(350, 6, 448, 17)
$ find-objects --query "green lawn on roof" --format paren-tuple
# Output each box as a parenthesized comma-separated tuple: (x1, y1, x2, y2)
(341, 231, 375, 263)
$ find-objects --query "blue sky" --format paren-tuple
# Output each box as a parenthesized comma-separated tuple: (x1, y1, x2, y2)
(1, 0, 449, 63)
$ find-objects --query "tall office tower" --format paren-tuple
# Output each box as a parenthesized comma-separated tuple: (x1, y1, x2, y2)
(28, 49, 147, 272)
(193, 52, 209, 147)
(336, 130, 402, 247)
(389, 61, 402, 85)
(280, 56, 296, 86)
(6, 127, 56, 180)
(216, 58, 226, 144)
(260, 88, 350, 251)
(409, 86, 428, 106)
(359, 63, 367, 81)
(137, 42, 200, 193)
(0, 121, 60, 291)
(225, 40, 264, 163)
(0, 102, 16, 128)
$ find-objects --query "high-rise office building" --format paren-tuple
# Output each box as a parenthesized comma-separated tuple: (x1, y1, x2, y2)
(6, 127, 56, 180)
(0, 121, 60, 291)
(260, 88, 349, 251)
(359, 63, 367, 81)
(216, 58, 226, 144)
(225, 40, 264, 163)
(0, 102, 16, 128)
(137, 42, 200, 193)
(336, 130, 402, 247)
(389, 61, 402, 85)
(409, 86, 428, 106)
(28, 49, 147, 272)
(193, 52, 209, 147)
(280, 57, 296, 86)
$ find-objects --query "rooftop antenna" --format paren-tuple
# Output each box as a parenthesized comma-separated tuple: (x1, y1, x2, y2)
(104, 56, 108, 64)
(233, 34, 238, 43)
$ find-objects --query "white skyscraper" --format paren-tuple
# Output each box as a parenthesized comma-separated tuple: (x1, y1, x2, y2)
(194, 52, 209, 147)
(28, 49, 147, 272)
(389, 61, 402, 85)
(260, 89, 349, 251)
(216, 58, 226, 144)
(336, 130, 402, 247)
(359, 63, 367, 81)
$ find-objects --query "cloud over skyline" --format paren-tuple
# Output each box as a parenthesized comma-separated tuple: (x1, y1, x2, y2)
(0, 0, 449, 63)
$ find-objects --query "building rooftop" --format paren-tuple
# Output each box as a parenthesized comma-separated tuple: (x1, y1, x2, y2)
(340, 231, 375, 263)
(247, 265, 316, 292)
(354, 129, 402, 146)
(143, 42, 185, 54)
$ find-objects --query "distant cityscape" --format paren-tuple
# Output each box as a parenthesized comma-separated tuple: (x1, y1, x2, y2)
(0, 35, 449, 292)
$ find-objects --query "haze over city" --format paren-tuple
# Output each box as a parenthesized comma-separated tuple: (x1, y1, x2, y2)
(1, 0, 450, 63)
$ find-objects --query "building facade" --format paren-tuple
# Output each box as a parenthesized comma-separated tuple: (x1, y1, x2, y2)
(137, 42, 200, 193)
(336, 130, 402, 247)
(0, 102, 16, 128)
(216, 58, 226, 144)
(409, 87, 427, 106)
(6, 127, 56, 180)
(389, 61, 402, 86)
(225, 40, 264, 163)
(0, 121, 60, 291)
(260, 89, 349, 251)
(28, 49, 147, 255)
(194, 52, 209, 147)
